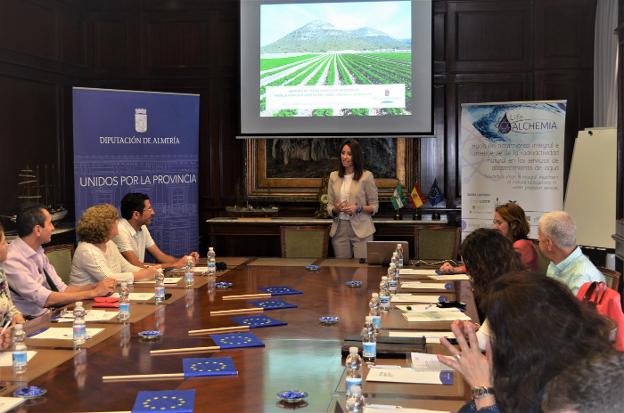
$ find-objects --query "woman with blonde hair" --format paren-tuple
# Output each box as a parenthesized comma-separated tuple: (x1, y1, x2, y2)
(70, 204, 158, 285)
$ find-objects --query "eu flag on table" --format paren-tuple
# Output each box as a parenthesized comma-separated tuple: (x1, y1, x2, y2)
(428, 178, 444, 206)
(248, 299, 298, 310)
(183, 357, 237, 377)
(210, 331, 265, 349)
(258, 286, 303, 296)
(230, 314, 287, 329)
(132, 390, 195, 413)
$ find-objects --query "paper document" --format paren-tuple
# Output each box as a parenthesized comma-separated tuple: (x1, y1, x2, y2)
(388, 331, 454, 343)
(55, 309, 119, 323)
(189, 266, 208, 273)
(401, 282, 452, 290)
(134, 277, 181, 285)
(28, 327, 104, 340)
(111, 292, 155, 301)
(403, 311, 471, 322)
(0, 397, 25, 413)
(399, 269, 438, 276)
(395, 305, 460, 313)
(365, 405, 450, 413)
(366, 366, 452, 385)
(427, 274, 470, 281)
(0, 350, 37, 367)
(410, 352, 449, 371)
(391, 294, 442, 304)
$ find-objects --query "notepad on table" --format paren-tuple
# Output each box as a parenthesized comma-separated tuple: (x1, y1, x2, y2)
(0, 397, 25, 412)
(391, 294, 443, 304)
(365, 405, 451, 413)
(427, 274, 470, 281)
(366, 366, 452, 385)
(28, 327, 104, 340)
(111, 292, 155, 301)
(0, 350, 37, 367)
(134, 277, 182, 285)
(388, 331, 454, 343)
(395, 304, 460, 313)
(402, 311, 471, 322)
(54, 309, 119, 323)
(400, 281, 452, 290)
(399, 269, 438, 276)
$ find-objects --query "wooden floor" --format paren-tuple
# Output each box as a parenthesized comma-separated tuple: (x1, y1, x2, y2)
(1, 258, 473, 412)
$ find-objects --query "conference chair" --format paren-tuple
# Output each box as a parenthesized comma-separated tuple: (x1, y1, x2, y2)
(280, 226, 329, 258)
(597, 266, 622, 292)
(44, 244, 75, 284)
(416, 227, 460, 262)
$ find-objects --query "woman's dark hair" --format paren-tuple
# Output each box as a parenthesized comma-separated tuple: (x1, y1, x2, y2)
(460, 228, 524, 298)
(338, 139, 363, 180)
(495, 202, 530, 241)
(483, 272, 612, 413)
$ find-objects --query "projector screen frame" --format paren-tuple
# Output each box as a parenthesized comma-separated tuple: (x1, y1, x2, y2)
(240, 0, 434, 137)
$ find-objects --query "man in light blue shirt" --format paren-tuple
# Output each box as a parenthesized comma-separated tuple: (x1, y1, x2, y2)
(537, 211, 604, 294)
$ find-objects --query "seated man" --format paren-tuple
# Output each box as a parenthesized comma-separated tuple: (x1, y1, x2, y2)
(537, 210, 604, 294)
(4, 205, 115, 318)
(113, 193, 198, 268)
(542, 351, 624, 413)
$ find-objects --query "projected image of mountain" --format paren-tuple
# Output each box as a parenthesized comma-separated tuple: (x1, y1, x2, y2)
(259, 1, 412, 119)
(261, 20, 409, 53)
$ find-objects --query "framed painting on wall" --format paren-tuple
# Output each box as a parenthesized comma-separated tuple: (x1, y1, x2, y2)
(245, 138, 417, 200)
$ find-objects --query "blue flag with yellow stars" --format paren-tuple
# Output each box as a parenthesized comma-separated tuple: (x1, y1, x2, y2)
(428, 178, 444, 206)
(248, 299, 298, 310)
(230, 314, 287, 329)
(258, 286, 303, 296)
(132, 390, 195, 413)
(183, 357, 237, 377)
(210, 331, 265, 349)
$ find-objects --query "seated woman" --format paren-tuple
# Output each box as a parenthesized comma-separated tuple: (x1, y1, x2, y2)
(438, 272, 612, 413)
(0, 222, 25, 349)
(440, 202, 538, 273)
(459, 228, 524, 337)
(70, 204, 158, 285)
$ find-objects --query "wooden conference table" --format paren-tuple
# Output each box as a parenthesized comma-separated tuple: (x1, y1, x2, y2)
(0, 258, 475, 412)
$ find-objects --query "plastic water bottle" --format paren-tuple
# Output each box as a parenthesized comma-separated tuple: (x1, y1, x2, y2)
(154, 268, 166, 304)
(361, 316, 376, 365)
(391, 251, 398, 269)
(207, 247, 216, 276)
(184, 256, 194, 288)
(368, 293, 381, 331)
(12, 324, 27, 374)
(396, 243, 404, 269)
(378, 276, 390, 311)
(387, 263, 398, 295)
(345, 384, 365, 413)
(118, 281, 130, 322)
(345, 346, 363, 395)
(73, 301, 87, 348)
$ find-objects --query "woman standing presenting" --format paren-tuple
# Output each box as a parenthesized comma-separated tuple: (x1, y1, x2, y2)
(327, 140, 378, 259)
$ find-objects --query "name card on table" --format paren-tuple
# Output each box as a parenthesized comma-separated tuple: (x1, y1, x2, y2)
(366, 366, 453, 385)
(391, 294, 444, 304)
(402, 311, 471, 322)
(400, 282, 453, 291)
(388, 331, 453, 344)
(427, 274, 470, 281)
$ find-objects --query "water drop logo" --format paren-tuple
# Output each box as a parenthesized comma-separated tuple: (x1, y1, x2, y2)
(134, 108, 147, 133)
(497, 113, 511, 134)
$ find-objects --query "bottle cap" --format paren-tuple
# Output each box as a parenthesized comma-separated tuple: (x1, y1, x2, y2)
(14, 324, 23, 331)
(208, 247, 214, 251)
(75, 301, 83, 308)
(389, 263, 396, 269)
(371, 292, 379, 297)
(120, 281, 127, 288)
(397, 243, 401, 247)
(365, 315, 372, 322)
(349, 346, 358, 355)
(381, 276, 388, 280)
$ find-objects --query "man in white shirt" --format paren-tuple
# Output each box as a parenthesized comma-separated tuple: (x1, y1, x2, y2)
(112, 193, 199, 268)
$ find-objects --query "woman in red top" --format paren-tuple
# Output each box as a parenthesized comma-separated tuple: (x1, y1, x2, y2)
(441, 202, 539, 273)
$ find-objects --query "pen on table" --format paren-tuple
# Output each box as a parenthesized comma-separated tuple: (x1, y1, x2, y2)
(0, 318, 11, 335)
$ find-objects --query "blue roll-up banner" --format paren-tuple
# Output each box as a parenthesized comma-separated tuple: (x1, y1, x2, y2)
(72, 87, 199, 256)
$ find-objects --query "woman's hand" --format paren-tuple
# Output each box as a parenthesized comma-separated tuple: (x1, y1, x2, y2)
(342, 203, 358, 215)
(437, 320, 493, 388)
(438, 262, 456, 273)
(12, 312, 25, 325)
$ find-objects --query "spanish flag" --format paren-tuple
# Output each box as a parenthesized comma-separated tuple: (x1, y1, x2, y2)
(409, 183, 425, 208)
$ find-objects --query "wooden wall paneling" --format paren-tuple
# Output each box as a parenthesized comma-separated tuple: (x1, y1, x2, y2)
(534, 69, 594, 191)
(420, 83, 447, 204)
(89, 12, 138, 77)
(447, 0, 532, 73)
(58, 2, 87, 68)
(534, 0, 596, 69)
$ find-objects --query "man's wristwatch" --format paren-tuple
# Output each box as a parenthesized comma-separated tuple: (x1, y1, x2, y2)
(355, 205, 363, 214)
(471, 386, 495, 400)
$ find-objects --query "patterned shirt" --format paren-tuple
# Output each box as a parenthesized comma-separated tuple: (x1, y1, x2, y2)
(0, 267, 20, 323)
(546, 246, 605, 294)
